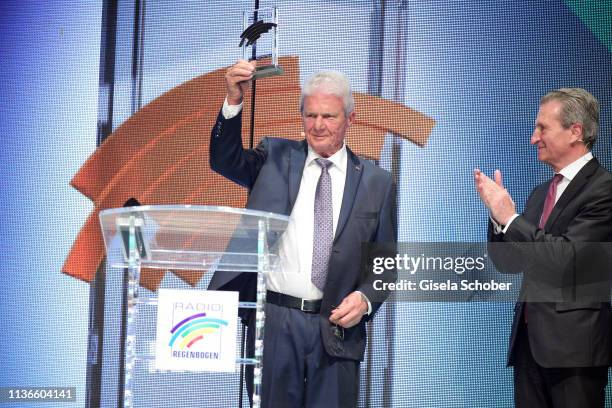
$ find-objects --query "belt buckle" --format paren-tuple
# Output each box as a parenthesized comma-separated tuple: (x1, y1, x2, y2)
(300, 298, 308, 312)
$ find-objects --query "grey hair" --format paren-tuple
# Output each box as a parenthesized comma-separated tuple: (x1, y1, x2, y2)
(540, 88, 600, 150)
(299, 70, 355, 117)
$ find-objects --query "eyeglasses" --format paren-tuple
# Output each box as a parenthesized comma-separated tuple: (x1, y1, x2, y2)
(332, 323, 344, 341)
(330, 304, 344, 341)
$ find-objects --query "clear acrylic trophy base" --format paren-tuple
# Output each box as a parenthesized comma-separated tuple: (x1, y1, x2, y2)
(253, 65, 284, 79)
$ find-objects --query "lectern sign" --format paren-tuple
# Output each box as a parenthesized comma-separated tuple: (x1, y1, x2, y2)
(155, 289, 239, 372)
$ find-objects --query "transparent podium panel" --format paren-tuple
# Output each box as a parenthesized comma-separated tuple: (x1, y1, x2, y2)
(99, 205, 289, 408)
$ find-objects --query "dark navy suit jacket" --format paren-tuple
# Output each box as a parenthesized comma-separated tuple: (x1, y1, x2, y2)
(489, 158, 612, 368)
(207, 110, 397, 361)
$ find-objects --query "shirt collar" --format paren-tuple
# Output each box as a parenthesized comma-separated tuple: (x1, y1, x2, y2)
(558, 151, 593, 182)
(305, 143, 347, 173)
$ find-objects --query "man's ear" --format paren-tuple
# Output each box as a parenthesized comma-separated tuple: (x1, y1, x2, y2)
(347, 111, 356, 126)
(570, 122, 584, 144)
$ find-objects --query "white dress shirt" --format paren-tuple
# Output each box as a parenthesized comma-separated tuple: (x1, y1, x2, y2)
(270, 144, 347, 299)
(221, 98, 347, 300)
(554, 151, 593, 201)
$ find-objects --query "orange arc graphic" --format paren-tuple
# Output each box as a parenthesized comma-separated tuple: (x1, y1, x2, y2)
(63, 56, 435, 291)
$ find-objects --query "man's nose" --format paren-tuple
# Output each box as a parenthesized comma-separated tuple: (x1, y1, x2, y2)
(530, 131, 539, 145)
(314, 116, 325, 129)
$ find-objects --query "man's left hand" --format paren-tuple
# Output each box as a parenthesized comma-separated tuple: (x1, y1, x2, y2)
(329, 292, 368, 328)
(474, 168, 516, 226)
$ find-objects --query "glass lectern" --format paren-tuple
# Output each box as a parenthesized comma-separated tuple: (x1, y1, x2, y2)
(99, 205, 289, 408)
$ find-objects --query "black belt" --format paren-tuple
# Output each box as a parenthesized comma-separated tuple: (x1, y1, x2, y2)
(266, 290, 322, 313)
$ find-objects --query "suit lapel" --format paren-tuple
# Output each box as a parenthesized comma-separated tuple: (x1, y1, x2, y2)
(288, 140, 307, 213)
(545, 158, 599, 229)
(334, 148, 363, 242)
(525, 186, 547, 225)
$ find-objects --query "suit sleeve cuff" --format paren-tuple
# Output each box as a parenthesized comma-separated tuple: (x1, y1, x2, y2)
(490, 217, 503, 234)
(355, 291, 372, 315)
(490, 214, 519, 234)
(502, 214, 520, 234)
(222, 97, 243, 119)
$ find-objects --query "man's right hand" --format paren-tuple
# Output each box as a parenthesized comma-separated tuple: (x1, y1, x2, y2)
(225, 59, 257, 105)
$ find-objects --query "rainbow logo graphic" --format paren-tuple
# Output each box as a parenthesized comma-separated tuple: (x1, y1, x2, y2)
(169, 312, 229, 349)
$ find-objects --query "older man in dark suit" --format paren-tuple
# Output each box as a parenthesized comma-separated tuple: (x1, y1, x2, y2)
(475, 88, 612, 407)
(208, 60, 397, 407)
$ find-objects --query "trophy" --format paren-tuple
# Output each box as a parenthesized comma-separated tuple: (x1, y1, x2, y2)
(240, 7, 283, 79)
